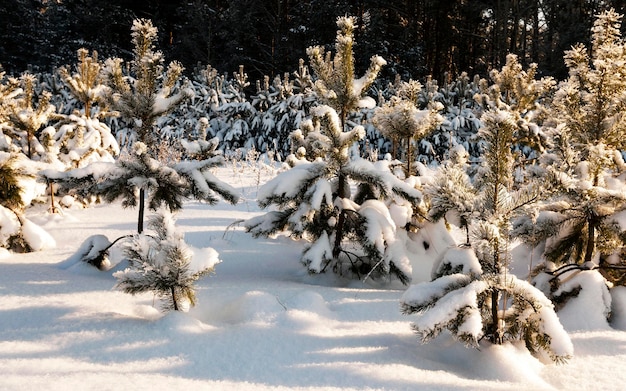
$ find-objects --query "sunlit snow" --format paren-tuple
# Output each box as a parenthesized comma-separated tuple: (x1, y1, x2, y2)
(1, 165, 626, 390)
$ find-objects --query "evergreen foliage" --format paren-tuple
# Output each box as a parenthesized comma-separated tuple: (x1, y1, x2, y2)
(58, 49, 108, 120)
(114, 212, 218, 312)
(521, 9, 626, 271)
(5, 73, 57, 159)
(400, 271, 573, 363)
(45, 19, 239, 234)
(406, 58, 570, 361)
(0, 152, 27, 212)
(372, 78, 443, 176)
(306, 16, 386, 130)
(103, 18, 191, 155)
(425, 146, 476, 245)
(245, 17, 420, 284)
(0, 151, 38, 252)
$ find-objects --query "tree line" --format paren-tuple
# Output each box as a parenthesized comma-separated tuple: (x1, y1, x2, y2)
(3, 0, 626, 85)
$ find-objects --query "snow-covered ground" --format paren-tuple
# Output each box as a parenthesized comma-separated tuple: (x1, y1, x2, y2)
(1, 165, 626, 391)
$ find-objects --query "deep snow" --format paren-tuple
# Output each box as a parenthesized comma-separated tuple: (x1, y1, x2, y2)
(1, 165, 626, 391)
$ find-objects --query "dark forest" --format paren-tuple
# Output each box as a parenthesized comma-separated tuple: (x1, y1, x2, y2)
(2, 1, 626, 84)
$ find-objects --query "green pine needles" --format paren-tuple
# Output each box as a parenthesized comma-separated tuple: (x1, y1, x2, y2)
(408, 55, 572, 362)
(246, 16, 420, 284)
(114, 212, 217, 312)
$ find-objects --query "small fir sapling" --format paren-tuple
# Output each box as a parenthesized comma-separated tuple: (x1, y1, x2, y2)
(54, 48, 120, 169)
(253, 65, 316, 158)
(418, 72, 483, 164)
(44, 19, 239, 267)
(215, 65, 258, 151)
(58, 49, 108, 120)
(0, 152, 28, 250)
(245, 16, 421, 284)
(103, 18, 191, 155)
(246, 106, 421, 284)
(306, 16, 386, 131)
(84, 18, 192, 233)
(5, 73, 57, 159)
(531, 9, 626, 273)
(401, 109, 572, 362)
(372, 79, 443, 177)
(512, 10, 626, 318)
(424, 145, 476, 245)
(0, 152, 55, 252)
(0, 68, 21, 151)
(402, 58, 571, 362)
(114, 212, 219, 312)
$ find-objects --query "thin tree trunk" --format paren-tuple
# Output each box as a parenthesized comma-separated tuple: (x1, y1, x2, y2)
(584, 216, 596, 264)
(406, 136, 412, 177)
(171, 286, 179, 311)
(27, 132, 33, 159)
(138, 188, 145, 234)
(333, 109, 349, 259)
(49, 181, 58, 214)
(333, 172, 347, 259)
(490, 242, 502, 344)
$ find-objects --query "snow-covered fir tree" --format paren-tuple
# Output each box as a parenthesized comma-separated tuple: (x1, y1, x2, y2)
(372, 78, 443, 176)
(419, 72, 483, 165)
(512, 9, 626, 319)
(424, 145, 476, 245)
(402, 58, 571, 362)
(245, 16, 421, 284)
(114, 211, 220, 312)
(46, 18, 238, 234)
(0, 152, 55, 252)
(59, 48, 107, 119)
(103, 18, 191, 155)
(0, 69, 22, 153)
(536, 9, 626, 269)
(306, 16, 386, 131)
(5, 73, 57, 159)
(252, 64, 316, 158)
(52, 48, 119, 169)
(98, 18, 188, 231)
(215, 66, 258, 152)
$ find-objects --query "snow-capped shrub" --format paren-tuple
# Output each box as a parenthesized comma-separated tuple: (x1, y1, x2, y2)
(114, 212, 219, 312)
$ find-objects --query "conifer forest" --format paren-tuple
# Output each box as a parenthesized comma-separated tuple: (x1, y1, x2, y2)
(2, 1, 626, 390)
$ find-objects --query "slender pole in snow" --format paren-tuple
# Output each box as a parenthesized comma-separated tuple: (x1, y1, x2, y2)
(138, 188, 145, 234)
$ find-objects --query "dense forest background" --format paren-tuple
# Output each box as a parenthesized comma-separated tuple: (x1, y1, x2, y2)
(3, 0, 626, 85)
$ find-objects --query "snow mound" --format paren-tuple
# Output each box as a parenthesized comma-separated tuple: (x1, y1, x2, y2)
(555, 270, 612, 331)
(421, 337, 549, 387)
(408, 220, 456, 282)
(58, 234, 112, 271)
(21, 218, 56, 251)
(283, 290, 332, 317)
(157, 311, 216, 333)
(216, 291, 286, 325)
(610, 286, 626, 330)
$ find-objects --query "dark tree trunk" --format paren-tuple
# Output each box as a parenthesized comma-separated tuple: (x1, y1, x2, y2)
(490, 245, 502, 344)
(584, 215, 596, 264)
(138, 188, 145, 234)
(171, 286, 179, 311)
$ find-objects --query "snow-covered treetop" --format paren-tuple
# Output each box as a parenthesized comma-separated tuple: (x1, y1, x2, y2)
(474, 54, 554, 154)
(556, 8, 626, 151)
(373, 80, 443, 143)
(103, 18, 192, 157)
(58, 49, 108, 119)
(306, 16, 386, 123)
